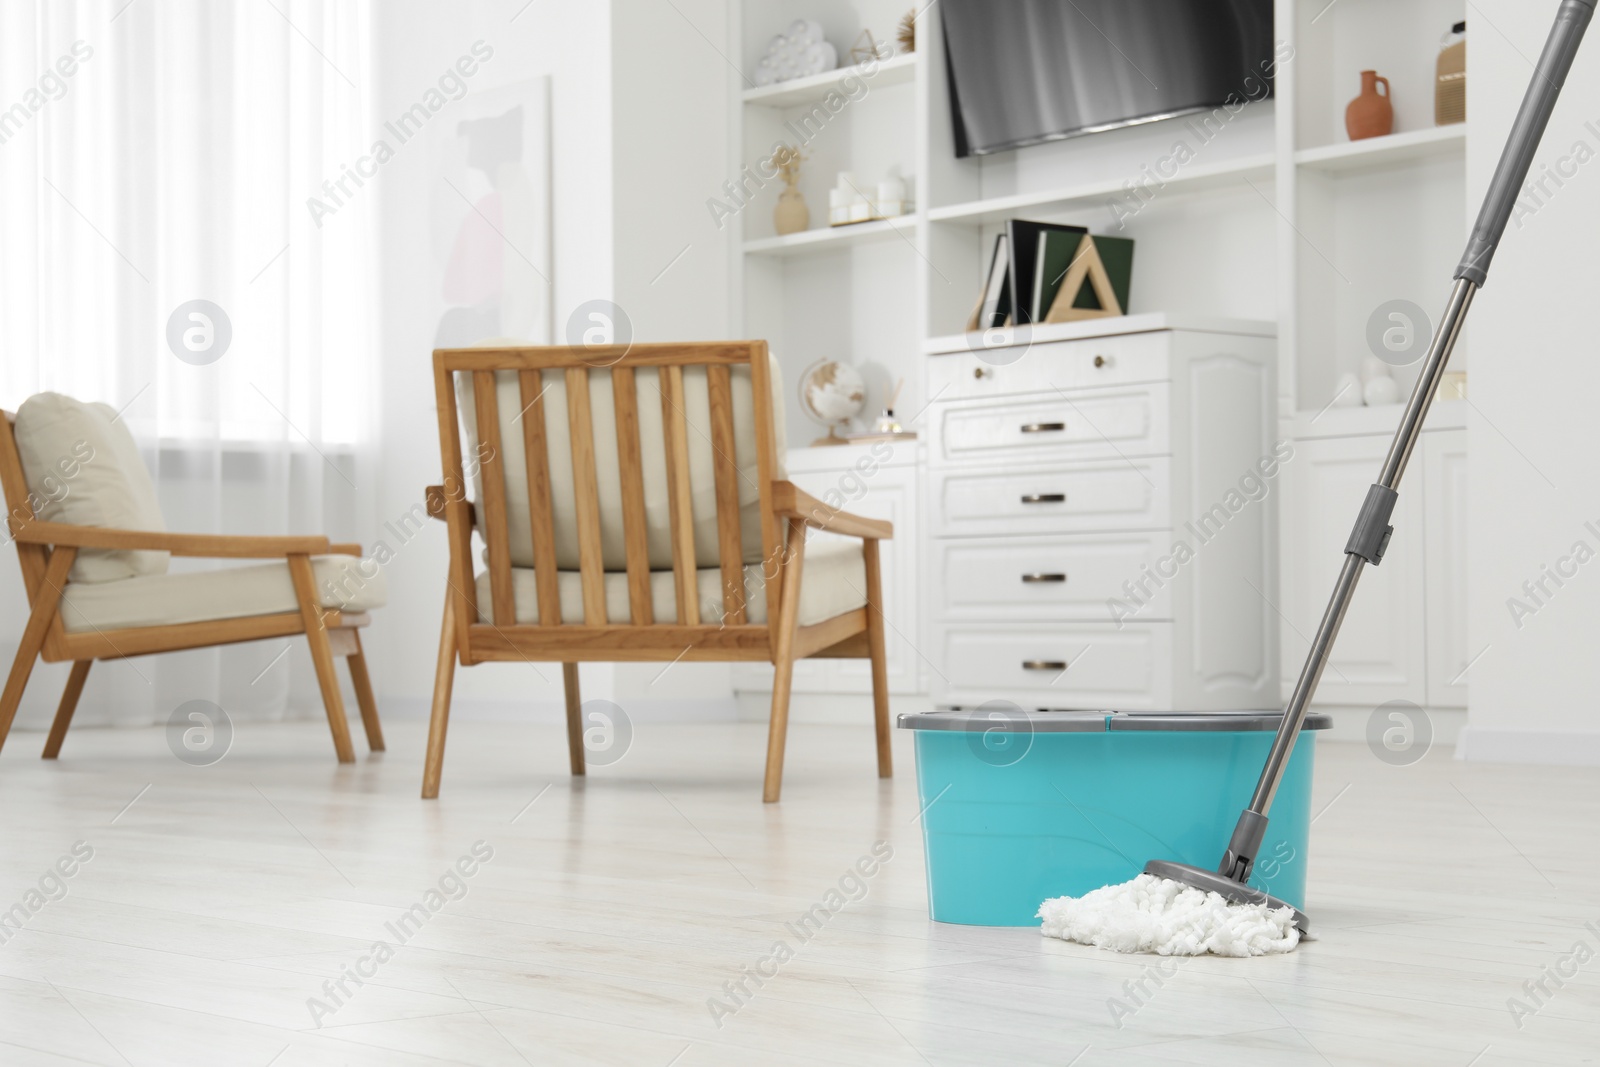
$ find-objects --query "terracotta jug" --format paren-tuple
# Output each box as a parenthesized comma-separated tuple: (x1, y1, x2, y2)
(1345, 70, 1393, 141)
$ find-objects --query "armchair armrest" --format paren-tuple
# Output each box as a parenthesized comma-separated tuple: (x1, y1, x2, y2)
(770, 480, 893, 540)
(425, 485, 476, 526)
(9, 520, 333, 558)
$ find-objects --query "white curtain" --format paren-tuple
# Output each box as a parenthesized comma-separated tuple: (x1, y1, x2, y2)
(0, 1, 380, 731)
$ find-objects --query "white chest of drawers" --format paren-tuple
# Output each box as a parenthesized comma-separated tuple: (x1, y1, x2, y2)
(924, 314, 1279, 711)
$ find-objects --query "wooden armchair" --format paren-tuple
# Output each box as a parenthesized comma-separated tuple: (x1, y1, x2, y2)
(0, 396, 384, 761)
(423, 340, 892, 801)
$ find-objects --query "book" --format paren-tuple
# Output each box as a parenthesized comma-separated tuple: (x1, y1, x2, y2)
(1005, 219, 1088, 326)
(1082, 234, 1134, 315)
(1031, 229, 1081, 323)
(977, 233, 1010, 329)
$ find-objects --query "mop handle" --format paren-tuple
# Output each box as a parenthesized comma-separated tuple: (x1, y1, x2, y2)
(1243, 0, 1596, 827)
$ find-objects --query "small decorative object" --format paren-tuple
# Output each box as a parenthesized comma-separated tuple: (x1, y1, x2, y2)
(875, 380, 905, 433)
(769, 143, 809, 236)
(755, 19, 837, 86)
(1345, 70, 1394, 141)
(799, 359, 866, 446)
(1436, 370, 1468, 401)
(1363, 374, 1401, 406)
(1043, 233, 1135, 323)
(897, 9, 916, 53)
(1437, 21, 1466, 126)
(876, 175, 908, 217)
(829, 171, 913, 226)
(1332, 372, 1363, 407)
(849, 28, 893, 66)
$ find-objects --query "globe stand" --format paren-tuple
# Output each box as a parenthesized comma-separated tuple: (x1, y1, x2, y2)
(810, 425, 852, 447)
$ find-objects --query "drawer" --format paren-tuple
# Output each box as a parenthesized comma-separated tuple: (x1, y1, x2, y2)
(935, 533, 1172, 621)
(935, 623, 1170, 708)
(933, 457, 1169, 537)
(927, 330, 1171, 400)
(934, 385, 1167, 468)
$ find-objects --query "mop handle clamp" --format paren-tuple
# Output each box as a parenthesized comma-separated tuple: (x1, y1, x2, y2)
(1218, 0, 1596, 886)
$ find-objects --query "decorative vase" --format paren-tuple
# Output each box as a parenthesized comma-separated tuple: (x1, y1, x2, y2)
(1345, 70, 1393, 141)
(774, 185, 808, 235)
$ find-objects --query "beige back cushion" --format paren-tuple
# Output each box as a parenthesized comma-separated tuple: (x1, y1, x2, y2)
(456, 351, 787, 571)
(13, 392, 170, 583)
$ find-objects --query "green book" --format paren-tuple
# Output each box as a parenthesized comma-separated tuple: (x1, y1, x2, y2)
(1031, 230, 1080, 322)
(1076, 234, 1135, 314)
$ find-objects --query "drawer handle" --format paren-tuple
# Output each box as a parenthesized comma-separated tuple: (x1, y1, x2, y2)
(1021, 422, 1066, 434)
(1093, 355, 1108, 368)
(1022, 660, 1068, 671)
(1020, 493, 1066, 504)
(1021, 573, 1067, 583)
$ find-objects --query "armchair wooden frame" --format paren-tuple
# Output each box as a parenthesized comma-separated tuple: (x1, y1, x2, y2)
(423, 341, 892, 802)
(0, 411, 383, 762)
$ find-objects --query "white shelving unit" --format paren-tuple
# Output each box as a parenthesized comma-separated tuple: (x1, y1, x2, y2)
(741, 51, 916, 108)
(728, 0, 1470, 717)
(742, 213, 916, 257)
(1294, 123, 1464, 172)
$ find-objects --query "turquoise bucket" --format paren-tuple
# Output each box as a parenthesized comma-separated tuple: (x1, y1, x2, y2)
(900, 709, 1331, 926)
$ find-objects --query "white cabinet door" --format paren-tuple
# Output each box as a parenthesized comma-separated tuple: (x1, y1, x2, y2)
(1423, 430, 1469, 709)
(731, 452, 920, 696)
(1281, 434, 1427, 706)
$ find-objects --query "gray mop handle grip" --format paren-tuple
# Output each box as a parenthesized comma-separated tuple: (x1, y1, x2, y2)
(1457, 0, 1595, 286)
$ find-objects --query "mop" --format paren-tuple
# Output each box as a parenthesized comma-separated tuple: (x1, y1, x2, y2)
(1043, 0, 1596, 957)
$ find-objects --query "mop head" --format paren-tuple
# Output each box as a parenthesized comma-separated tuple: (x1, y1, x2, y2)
(1038, 873, 1301, 957)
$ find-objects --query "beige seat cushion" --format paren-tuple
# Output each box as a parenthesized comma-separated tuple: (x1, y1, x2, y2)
(12, 392, 169, 583)
(56, 555, 385, 632)
(473, 538, 865, 627)
(456, 349, 787, 573)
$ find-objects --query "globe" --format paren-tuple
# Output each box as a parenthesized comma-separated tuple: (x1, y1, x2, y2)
(799, 359, 866, 444)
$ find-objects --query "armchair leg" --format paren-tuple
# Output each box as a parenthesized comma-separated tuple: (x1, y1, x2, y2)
(0, 629, 47, 758)
(862, 539, 892, 780)
(563, 663, 586, 776)
(0, 547, 73, 757)
(345, 633, 385, 752)
(763, 519, 806, 803)
(288, 555, 356, 764)
(422, 593, 458, 799)
(41, 660, 92, 759)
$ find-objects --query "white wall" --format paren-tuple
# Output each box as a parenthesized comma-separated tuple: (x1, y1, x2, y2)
(1463, 0, 1600, 763)
(365, 0, 613, 716)
(367, 0, 738, 719)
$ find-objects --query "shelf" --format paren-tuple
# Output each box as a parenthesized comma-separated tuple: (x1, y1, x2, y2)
(1295, 126, 1465, 174)
(742, 52, 917, 109)
(743, 213, 919, 257)
(1286, 398, 1467, 440)
(924, 313, 1277, 355)
(926, 153, 1276, 225)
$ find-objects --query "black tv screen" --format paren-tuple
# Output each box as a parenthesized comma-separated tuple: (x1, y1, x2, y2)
(942, 0, 1278, 157)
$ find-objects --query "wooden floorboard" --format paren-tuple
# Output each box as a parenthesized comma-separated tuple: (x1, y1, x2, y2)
(0, 719, 1595, 1065)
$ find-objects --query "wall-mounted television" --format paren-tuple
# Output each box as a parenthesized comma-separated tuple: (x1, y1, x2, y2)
(942, 0, 1278, 157)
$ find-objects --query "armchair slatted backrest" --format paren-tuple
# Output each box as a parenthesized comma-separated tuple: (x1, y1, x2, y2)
(431, 342, 786, 650)
(0, 411, 53, 626)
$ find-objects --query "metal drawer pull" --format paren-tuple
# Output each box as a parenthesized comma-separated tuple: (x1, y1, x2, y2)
(1021, 573, 1067, 583)
(1093, 355, 1108, 368)
(1020, 493, 1066, 504)
(1022, 660, 1068, 671)
(1021, 422, 1065, 433)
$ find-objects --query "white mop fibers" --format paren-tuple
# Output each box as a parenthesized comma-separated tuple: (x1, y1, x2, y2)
(1038, 874, 1301, 957)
